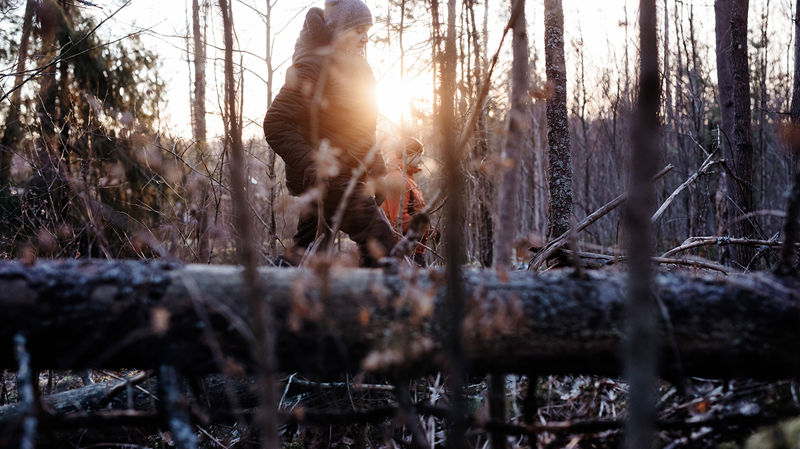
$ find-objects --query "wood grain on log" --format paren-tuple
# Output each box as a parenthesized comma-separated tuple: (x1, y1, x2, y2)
(0, 260, 799, 379)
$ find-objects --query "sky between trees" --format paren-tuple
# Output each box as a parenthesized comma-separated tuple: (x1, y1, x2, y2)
(70, 0, 796, 141)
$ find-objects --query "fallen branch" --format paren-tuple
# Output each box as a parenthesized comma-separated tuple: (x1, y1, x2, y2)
(661, 236, 800, 258)
(651, 151, 720, 223)
(562, 250, 735, 274)
(529, 164, 674, 270)
(285, 376, 395, 393)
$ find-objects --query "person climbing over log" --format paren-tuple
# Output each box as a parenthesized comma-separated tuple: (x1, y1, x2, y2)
(264, 0, 394, 267)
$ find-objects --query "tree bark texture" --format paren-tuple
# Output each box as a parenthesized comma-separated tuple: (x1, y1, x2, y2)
(544, 0, 572, 239)
(192, 0, 207, 144)
(0, 260, 799, 380)
(715, 0, 756, 267)
(715, 0, 735, 158)
(192, 0, 211, 264)
(495, 0, 529, 266)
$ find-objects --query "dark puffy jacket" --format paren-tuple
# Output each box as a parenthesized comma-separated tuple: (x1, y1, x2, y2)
(264, 7, 385, 196)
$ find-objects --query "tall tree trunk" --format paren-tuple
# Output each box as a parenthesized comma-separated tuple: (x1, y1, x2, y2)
(0, 0, 35, 191)
(265, 0, 278, 259)
(192, 0, 211, 263)
(716, 0, 756, 267)
(495, 0, 528, 267)
(430, 0, 442, 118)
(793, 0, 800, 125)
(757, 0, 769, 209)
(544, 0, 572, 239)
(467, 0, 493, 267)
(626, 0, 659, 448)
(791, 0, 800, 176)
(730, 0, 756, 263)
(32, 0, 71, 235)
(35, 1, 59, 159)
(219, 2, 277, 448)
(781, 0, 800, 275)
(441, 0, 467, 446)
(664, 0, 673, 135)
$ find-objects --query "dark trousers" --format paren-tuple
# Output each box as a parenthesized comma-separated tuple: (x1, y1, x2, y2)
(294, 176, 394, 267)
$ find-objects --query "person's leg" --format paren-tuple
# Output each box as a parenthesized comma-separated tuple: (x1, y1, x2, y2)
(294, 208, 319, 250)
(274, 206, 320, 266)
(325, 176, 394, 267)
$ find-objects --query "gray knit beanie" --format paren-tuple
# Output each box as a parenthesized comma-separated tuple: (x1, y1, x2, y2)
(324, 0, 373, 34)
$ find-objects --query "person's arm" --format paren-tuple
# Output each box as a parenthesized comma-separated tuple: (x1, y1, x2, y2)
(263, 63, 319, 174)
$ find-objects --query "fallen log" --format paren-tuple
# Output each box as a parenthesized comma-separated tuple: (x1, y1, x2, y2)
(0, 260, 799, 379)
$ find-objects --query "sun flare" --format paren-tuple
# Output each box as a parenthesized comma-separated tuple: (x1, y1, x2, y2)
(375, 72, 433, 127)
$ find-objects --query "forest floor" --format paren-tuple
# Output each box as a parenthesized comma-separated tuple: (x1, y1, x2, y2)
(2, 370, 797, 448)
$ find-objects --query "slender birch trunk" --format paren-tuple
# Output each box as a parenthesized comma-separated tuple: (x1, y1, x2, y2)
(192, 0, 211, 263)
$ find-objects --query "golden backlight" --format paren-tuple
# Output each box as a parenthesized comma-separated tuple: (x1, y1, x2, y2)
(375, 70, 433, 126)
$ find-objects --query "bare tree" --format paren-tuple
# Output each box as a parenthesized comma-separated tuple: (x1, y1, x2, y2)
(793, 0, 800, 126)
(191, 0, 212, 263)
(494, 0, 528, 267)
(715, 0, 757, 267)
(625, 0, 659, 448)
(219, 1, 277, 447)
(544, 0, 572, 239)
(467, 0, 493, 267)
(441, 0, 467, 446)
(0, 0, 35, 191)
(265, 0, 278, 259)
(778, 0, 800, 276)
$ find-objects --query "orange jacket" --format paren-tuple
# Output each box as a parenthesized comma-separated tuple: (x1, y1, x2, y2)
(381, 160, 427, 253)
